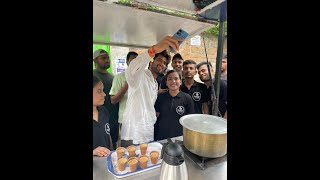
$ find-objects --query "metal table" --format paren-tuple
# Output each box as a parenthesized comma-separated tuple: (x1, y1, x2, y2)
(93, 137, 227, 180)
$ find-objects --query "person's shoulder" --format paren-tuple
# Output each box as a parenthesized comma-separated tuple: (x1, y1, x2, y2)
(98, 106, 109, 114)
(97, 106, 106, 111)
(196, 81, 207, 87)
(160, 75, 167, 86)
(160, 74, 167, 81)
(193, 81, 207, 90)
(107, 72, 114, 78)
(179, 91, 187, 96)
(180, 80, 187, 88)
(158, 92, 168, 98)
(114, 72, 126, 79)
(179, 91, 192, 99)
(156, 92, 167, 105)
(158, 73, 165, 78)
(143, 69, 150, 73)
(93, 69, 98, 76)
(220, 79, 227, 87)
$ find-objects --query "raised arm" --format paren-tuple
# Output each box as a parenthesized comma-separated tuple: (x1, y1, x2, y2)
(126, 36, 183, 86)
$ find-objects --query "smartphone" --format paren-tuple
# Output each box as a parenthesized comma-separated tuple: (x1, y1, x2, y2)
(170, 29, 189, 53)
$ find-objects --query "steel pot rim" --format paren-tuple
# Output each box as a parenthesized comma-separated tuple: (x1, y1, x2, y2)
(179, 114, 227, 134)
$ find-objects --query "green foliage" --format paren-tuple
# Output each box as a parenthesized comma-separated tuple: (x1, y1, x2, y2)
(147, 5, 195, 17)
(204, 21, 227, 37)
(118, 0, 133, 3)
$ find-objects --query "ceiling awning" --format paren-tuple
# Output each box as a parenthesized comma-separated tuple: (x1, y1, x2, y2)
(134, 0, 200, 14)
(135, 0, 227, 21)
(93, 0, 226, 48)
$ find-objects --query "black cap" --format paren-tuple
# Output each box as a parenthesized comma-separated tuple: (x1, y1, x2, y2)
(172, 53, 183, 61)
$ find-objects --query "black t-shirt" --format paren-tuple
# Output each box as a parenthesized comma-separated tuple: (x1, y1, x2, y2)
(154, 91, 194, 141)
(180, 81, 210, 114)
(157, 74, 165, 88)
(93, 70, 119, 146)
(93, 106, 112, 150)
(160, 75, 168, 89)
(208, 80, 227, 116)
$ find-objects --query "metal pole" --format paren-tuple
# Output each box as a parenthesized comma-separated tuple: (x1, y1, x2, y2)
(203, 36, 217, 116)
(213, 1, 227, 116)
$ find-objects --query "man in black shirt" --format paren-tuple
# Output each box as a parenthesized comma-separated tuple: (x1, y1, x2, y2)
(196, 62, 227, 118)
(181, 60, 209, 114)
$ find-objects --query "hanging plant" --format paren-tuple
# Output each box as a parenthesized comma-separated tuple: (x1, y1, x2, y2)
(203, 21, 227, 37)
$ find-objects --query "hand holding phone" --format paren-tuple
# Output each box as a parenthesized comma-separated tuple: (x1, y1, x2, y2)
(170, 29, 189, 53)
(150, 30, 189, 55)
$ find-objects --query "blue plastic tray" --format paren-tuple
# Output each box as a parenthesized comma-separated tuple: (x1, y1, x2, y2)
(106, 142, 163, 178)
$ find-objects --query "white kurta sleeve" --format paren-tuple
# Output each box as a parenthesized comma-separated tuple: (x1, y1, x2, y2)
(125, 51, 151, 87)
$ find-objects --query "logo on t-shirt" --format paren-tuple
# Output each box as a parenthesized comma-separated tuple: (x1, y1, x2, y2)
(192, 92, 201, 101)
(105, 123, 110, 135)
(176, 106, 185, 115)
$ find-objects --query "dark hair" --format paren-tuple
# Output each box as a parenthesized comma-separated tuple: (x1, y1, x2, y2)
(126, 51, 138, 61)
(165, 69, 182, 81)
(183, 60, 197, 68)
(154, 50, 171, 66)
(196, 61, 212, 70)
(172, 53, 183, 61)
(223, 52, 227, 59)
(93, 75, 102, 88)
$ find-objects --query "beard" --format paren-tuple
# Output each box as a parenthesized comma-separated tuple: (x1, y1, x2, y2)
(200, 75, 211, 82)
(153, 64, 164, 74)
(98, 63, 110, 70)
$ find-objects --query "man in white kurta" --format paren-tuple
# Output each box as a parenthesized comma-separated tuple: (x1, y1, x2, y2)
(121, 36, 182, 145)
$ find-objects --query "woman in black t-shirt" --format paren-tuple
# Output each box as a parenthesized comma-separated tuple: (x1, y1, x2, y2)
(154, 70, 194, 141)
(93, 75, 113, 157)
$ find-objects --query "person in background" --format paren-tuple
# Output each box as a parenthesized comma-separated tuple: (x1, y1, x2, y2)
(159, 53, 184, 93)
(181, 60, 209, 114)
(156, 67, 168, 89)
(221, 52, 227, 82)
(155, 53, 170, 90)
(109, 51, 138, 147)
(93, 75, 112, 157)
(197, 62, 227, 118)
(93, 49, 119, 149)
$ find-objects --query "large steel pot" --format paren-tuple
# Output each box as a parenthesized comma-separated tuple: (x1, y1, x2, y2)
(179, 114, 227, 158)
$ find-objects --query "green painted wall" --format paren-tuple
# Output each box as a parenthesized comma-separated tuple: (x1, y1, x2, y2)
(93, 44, 112, 73)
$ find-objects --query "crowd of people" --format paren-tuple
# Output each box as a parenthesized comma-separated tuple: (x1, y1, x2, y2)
(93, 36, 227, 156)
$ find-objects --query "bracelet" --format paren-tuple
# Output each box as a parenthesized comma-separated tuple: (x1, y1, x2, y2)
(148, 46, 156, 56)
